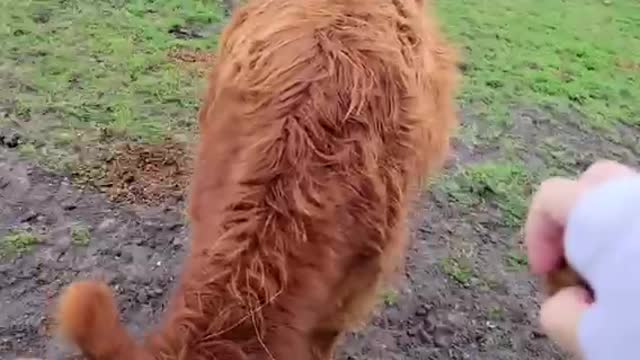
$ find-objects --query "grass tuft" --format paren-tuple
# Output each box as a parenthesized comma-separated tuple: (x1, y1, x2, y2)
(0, 230, 39, 258)
(437, 0, 640, 130)
(440, 161, 534, 227)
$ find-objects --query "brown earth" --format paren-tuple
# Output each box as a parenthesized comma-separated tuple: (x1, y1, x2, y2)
(168, 49, 216, 75)
(103, 141, 192, 205)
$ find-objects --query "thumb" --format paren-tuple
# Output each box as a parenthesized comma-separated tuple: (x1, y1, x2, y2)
(540, 286, 591, 356)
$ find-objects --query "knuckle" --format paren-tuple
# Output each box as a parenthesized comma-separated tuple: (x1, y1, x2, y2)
(581, 159, 635, 185)
(532, 177, 572, 206)
(585, 159, 622, 174)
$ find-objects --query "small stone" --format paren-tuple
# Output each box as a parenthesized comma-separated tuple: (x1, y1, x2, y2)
(416, 305, 429, 317)
(171, 237, 184, 250)
(62, 202, 77, 211)
(19, 211, 38, 223)
(433, 326, 455, 348)
(166, 222, 183, 231)
(120, 252, 133, 263)
(423, 317, 436, 332)
(531, 329, 546, 339)
(406, 327, 416, 337)
(97, 218, 117, 231)
(417, 328, 432, 344)
(137, 292, 149, 303)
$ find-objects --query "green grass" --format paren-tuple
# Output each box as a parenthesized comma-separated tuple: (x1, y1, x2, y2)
(0, 230, 39, 258)
(0, 0, 635, 158)
(381, 289, 399, 307)
(430, 0, 640, 285)
(440, 256, 476, 286)
(504, 251, 529, 272)
(71, 224, 91, 246)
(440, 161, 534, 227)
(0, 0, 638, 235)
(437, 0, 640, 130)
(0, 0, 224, 168)
(433, 0, 640, 233)
(487, 306, 506, 321)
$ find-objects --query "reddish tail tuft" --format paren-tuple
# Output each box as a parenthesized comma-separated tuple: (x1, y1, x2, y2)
(57, 280, 142, 360)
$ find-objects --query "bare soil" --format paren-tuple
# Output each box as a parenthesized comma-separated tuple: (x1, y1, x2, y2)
(2, 107, 638, 359)
(103, 141, 192, 205)
(167, 49, 217, 75)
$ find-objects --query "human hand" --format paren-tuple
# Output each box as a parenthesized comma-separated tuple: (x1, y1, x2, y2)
(524, 160, 637, 355)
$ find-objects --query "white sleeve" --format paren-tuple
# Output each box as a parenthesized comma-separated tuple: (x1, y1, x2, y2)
(564, 175, 640, 360)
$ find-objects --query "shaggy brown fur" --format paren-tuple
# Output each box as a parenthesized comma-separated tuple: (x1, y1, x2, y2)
(56, 0, 459, 359)
(543, 262, 590, 297)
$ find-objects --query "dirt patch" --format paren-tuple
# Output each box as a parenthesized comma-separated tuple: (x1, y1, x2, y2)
(168, 49, 216, 75)
(509, 106, 640, 173)
(0, 147, 187, 359)
(1, 105, 192, 206)
(0, 134, 557, 360)
(103, 141, 192, 205)
(340, 186, 560, 360)
(615, 58, 640, 72)
(167, 23, 224, 40)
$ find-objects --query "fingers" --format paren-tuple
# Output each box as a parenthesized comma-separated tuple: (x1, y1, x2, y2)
(540, 286, 591, 356)
(524, 177, 584, 274)
(527, 160, 637, 357)
(525, 160, 637, 275)
(579, 159, 637, 187)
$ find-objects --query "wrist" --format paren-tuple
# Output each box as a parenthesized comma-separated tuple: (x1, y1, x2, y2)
(565, 175, 640, 291)
(578, 300, 640, 360)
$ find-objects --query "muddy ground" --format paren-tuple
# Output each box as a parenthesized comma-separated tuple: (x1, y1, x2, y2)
(2, 107, 639, 359)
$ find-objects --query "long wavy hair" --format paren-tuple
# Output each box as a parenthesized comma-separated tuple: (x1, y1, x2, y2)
(57, 0, 458, 359)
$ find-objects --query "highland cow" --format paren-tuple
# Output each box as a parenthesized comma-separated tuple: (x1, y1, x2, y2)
(56, 0, 459, 359)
